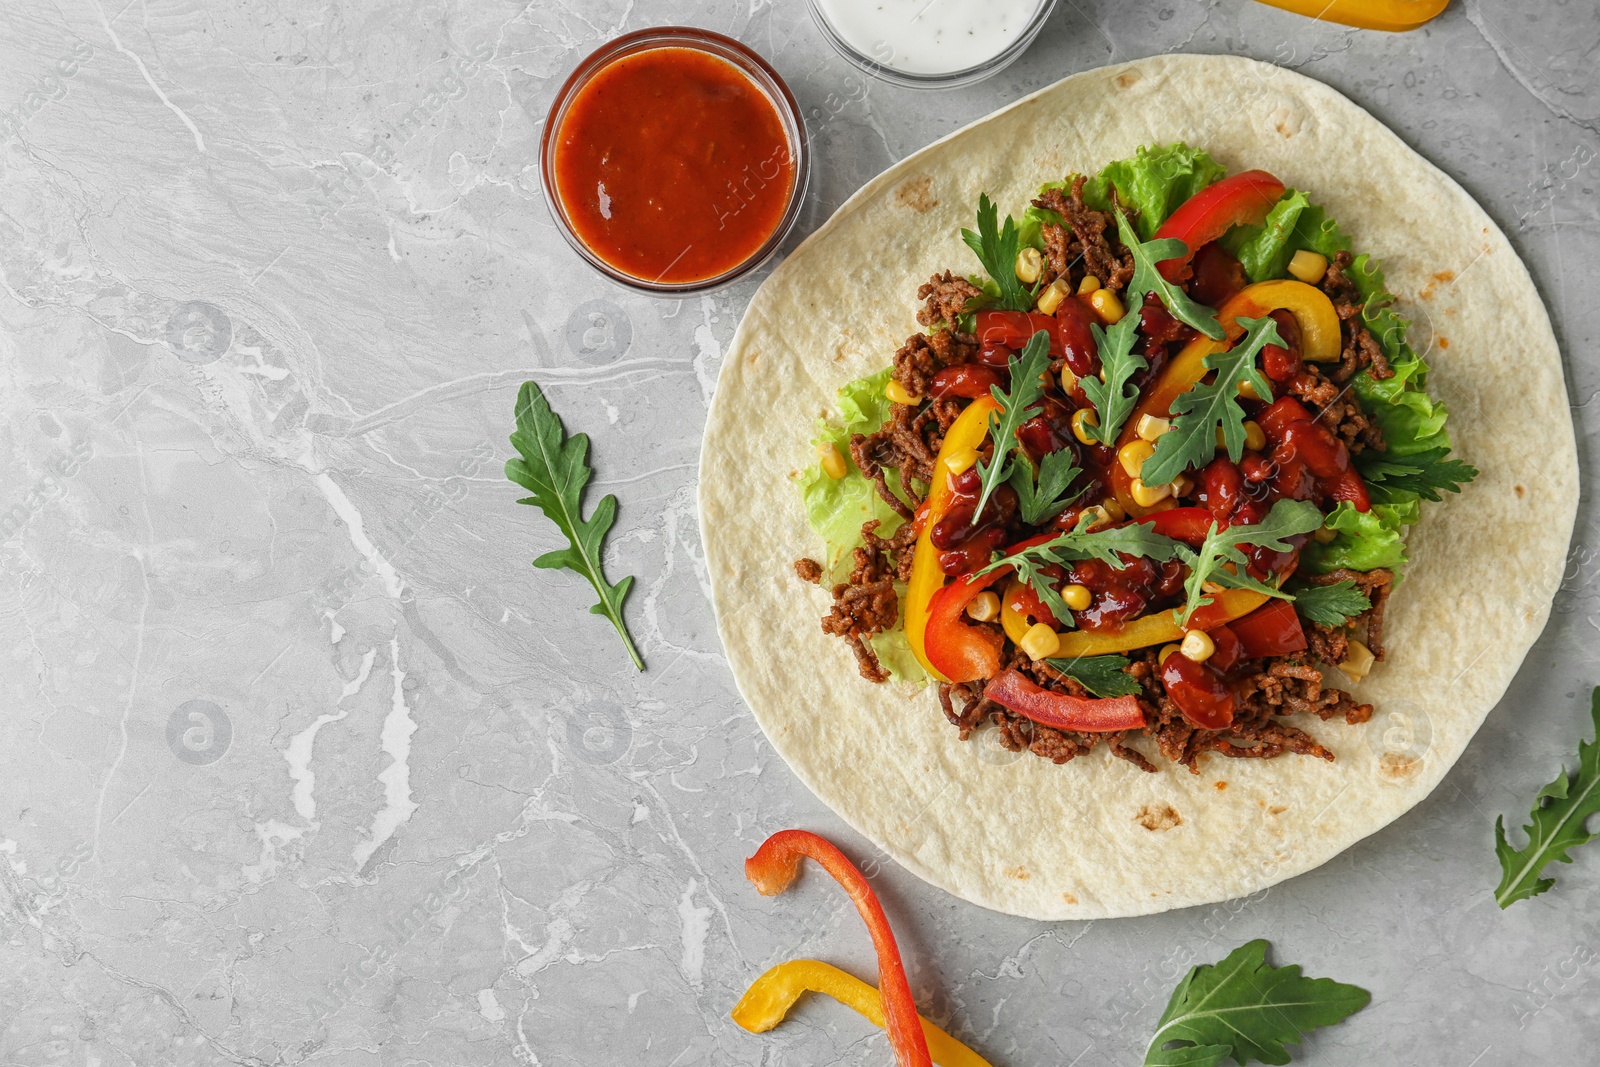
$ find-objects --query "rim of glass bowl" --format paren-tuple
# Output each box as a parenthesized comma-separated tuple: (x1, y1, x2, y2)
(806, 0, 1059, 90)
(540, 27, 811, 295)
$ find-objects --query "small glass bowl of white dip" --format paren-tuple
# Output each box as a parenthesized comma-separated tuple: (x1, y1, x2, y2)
(809, 0, 1059, 89)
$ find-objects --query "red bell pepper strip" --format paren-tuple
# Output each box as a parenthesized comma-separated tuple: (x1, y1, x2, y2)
(1228, 598, 1309, 658)
(984, 669, 1148, 732)
(745, 830, 932, 1067)
(1154, 170, 1287, 282)
(923, 570, 1008, 682)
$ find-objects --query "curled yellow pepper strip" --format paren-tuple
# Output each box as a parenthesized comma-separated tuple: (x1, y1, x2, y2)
(731, 959, 994, 1067)
(1250, 0, 1449, 32)
(905, 396, 1000, 681)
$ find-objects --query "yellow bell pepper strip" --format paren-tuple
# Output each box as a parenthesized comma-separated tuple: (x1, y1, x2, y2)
(731, 959, 995, 1067)
(1249, 0, 1449, 32)
(746, 829, 932, 1067)
(1110, 280, 1340, 518)
(905, 396, 1001, 680)
(1053, 588, 1270, 658)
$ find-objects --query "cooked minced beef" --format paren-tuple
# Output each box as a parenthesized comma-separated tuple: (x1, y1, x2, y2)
(817, 523, 902, 683)
(794, 558, 822, 584)
(917, 271, 984, 329)
(1032, 177, 1134, 292)
(1309, 567, 1394, 659)
(1319, 250, 1395, 384)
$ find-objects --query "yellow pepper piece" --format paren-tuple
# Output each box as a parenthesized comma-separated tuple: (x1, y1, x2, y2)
(731, 959, 994, 1067)
(1249, 0, 1449, 32)
(905, 396, 1000, 681)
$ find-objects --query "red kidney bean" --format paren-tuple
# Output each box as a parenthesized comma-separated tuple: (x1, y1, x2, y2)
(931, 363, 1003, 401)
(1198, 456, 1244, 523)
(1054, 299, 1100, 378)
(1161, 651, 1236, 729)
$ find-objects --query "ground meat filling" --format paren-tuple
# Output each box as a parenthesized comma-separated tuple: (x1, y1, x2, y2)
(917, 271, 983, 329)
(803, 181, 1407, 770)
(1319, 251, 1395, 384)
(1309, 567, 1394, 659)
(817, 522, 902, 683)
(1032, 177, 1134, 292)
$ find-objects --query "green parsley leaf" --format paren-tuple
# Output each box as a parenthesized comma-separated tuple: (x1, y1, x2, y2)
(1174, 500, 1323, 627)
(506, 381, 644, 671)
(972, 330, 1052, 518)
(1144, 939, 1371, 1067)
(1117, 208, 1225, 340)
(1140, 315, 1282, 487)
(1286, 580, 1371, 627)
(1357, 445, 1479, 502)
(1009, 449, 1084, 525)
(1495, 686, 1600, 908)
(961, 193, 1036, 313)
(1044, 654, 1142, 698)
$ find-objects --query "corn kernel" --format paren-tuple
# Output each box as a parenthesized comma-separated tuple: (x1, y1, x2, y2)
(1243, 420, 1267, 451)
(1020, 622, 1061, 660)
(1237, 379, 1261, 401)
(1171, 473, 1194, 498)
(1079, 504, 1111, 530)
(1158, 643, 1180, 665)
(1180, 629, 1215, 662)
(1130, 477, 1171, 508)
(1071, 407, 1099, 445)
(1215, 425, 1227, 449)
(1076, 275, 1101, 296)
(885, 379, 919, 406)
(817, 442, 847, 479)
(1201, 580, 1225, 594)
(1118, 439, 1155, 479)
(1313, 524, 1338, 544)
(1339, 639, 1375, 682)
(1061, 583, 1092, 612)
(1089, 288, 1126, 325)
(1035, 278, 1071, 316)
(1015, 246, 1044, 284)
(1060, 366, 1078, 394)
(1136, 414, 1171, 442)
(1287, 249, 1329, 284)
(1101, 497, 1126, 522)
(945, 446, 979, 476)
(966, 591, 1001, 623)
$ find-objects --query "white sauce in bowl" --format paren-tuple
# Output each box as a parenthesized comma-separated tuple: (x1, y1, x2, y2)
(815, 0, 1042, 76)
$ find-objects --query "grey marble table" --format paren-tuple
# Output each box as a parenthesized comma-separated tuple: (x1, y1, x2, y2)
(1, 1, 1597, 1064)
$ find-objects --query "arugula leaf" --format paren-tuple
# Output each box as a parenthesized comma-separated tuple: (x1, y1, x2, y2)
(1145, 939, 1371, 1067)
(975, 513, 1185, 630)
(1140, 315, 1282, 487)
(1495, 687, 1600, 908)
(1174, 500, 1323, 626)
(1357, 446, 1479, 503)
(961, 193, 1036, 313)
(1009, 449, 1084, 525)
(1287, 580, 1371, 627)
(1045, 654, 1142, 698)
(972, 330, 1052, 518)
(1117, 208, 1225, 340)
(506, 381, 644, 671)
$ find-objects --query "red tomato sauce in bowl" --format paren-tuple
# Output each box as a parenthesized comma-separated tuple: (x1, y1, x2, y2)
(542, 29, 808, 292)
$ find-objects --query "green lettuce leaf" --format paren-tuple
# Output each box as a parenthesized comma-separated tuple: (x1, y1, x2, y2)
(798, 368, 907, 575)
(1082, 143, 1226, 240)
(1302, 499, 1418, 574)
(797, 369, 925, 684)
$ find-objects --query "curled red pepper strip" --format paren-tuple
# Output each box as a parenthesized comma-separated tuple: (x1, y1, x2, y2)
(745, 830, 932, 1067)
(984, 669, 1148, 732)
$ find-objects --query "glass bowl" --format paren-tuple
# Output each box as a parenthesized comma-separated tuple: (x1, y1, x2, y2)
(540, 27, 810, 295)
(808, 0, 1059, 89)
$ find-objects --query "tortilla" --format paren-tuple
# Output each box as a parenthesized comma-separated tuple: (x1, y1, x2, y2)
(699, 53, 1577, 919)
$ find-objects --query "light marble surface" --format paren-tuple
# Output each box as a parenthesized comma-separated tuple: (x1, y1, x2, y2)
(0, 2, 1596, 1064)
